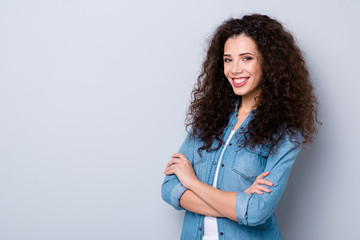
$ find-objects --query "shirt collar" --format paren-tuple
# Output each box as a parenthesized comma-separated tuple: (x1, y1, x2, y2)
(234, 98, 256, 115)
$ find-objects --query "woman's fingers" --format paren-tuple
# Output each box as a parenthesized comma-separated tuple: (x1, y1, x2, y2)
(164, 153, 198, 189)
(164, 166, 178, 175)
(245, 188, 264, 195)
(248, 184, 271, 193)
(164, 165, 174, 175)
(256, 185, 271, 193)
(166, 153, 192, 169)
(256, 178, 274, 187)
(166, 158, 183, 168)
(164, 160, 183, 174)
(164, 154, 191, 175)
(244, 172, 274, 195)
(256, 171, 270, 179)
(255, 171, 273, 186)
(171, 153, 188, 162)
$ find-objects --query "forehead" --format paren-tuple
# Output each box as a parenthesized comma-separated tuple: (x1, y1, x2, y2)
(224, 35, 259, 54)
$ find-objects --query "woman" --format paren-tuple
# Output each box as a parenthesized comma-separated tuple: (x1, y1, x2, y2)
(161, 14, 318, 240)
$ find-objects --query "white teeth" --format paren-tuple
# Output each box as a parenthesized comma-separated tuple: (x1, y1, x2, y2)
(234, 78, 248, 84)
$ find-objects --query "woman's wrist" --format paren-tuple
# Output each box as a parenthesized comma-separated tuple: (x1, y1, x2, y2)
(188, 178, 202, 191)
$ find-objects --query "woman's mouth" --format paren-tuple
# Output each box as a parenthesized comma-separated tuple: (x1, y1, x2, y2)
(232, 77, 249, 87)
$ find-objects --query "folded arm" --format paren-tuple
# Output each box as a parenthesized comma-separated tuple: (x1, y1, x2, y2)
(164, 137, 301, 225)
(180, 190, 224, 217)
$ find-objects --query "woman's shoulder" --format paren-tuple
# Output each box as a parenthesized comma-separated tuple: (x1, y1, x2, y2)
(271, 127, 303, 153)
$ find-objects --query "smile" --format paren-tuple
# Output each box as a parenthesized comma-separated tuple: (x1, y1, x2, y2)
(232, 77, 249, 87)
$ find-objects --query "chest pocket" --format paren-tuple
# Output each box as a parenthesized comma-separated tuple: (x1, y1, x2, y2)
(192, 139, 216, 166)
(192, 147, 210, 181)
(193, 151, 206, 166)
(232, 145, 270, 179)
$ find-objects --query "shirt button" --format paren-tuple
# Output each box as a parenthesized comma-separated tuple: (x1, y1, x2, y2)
(221, 164, 224, 167)
(212, 161, 216, 165)
(229, 143, 232, 146)
(230, 124, 233, 127)
(220, 232, 224, 236)
(240, 127, 244, 130)
(198, 227, 202, 231)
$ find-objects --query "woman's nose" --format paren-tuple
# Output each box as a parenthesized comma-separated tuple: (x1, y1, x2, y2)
(231, 60, 243, 74)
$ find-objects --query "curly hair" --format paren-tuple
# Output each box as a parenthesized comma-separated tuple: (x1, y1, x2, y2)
(186, 14, 319, 152)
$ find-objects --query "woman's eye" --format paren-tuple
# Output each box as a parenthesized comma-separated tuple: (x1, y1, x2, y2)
(243, 56, 253, 61)
(224, 58, 232, 63)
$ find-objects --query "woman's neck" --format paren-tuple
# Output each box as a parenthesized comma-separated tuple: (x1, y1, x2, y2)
(238, 95, 256, 114)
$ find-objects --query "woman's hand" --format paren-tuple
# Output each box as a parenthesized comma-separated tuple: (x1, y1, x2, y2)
(244, 172, 273, 195)
(164, 153, 199, 189)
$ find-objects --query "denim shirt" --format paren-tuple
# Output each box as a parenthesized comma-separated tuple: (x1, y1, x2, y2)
(161, 105, 302, 240)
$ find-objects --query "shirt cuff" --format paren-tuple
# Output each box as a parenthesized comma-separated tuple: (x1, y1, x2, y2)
(170, 182, 187, 210)
(235, 192, 252, 225)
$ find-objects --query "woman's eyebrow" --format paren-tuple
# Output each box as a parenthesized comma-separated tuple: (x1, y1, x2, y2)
(239, 52, 256, 56)
(223, 52, 256, 57)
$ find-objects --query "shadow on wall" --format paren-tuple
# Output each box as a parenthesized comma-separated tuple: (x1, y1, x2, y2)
(275, 138, 324, 239)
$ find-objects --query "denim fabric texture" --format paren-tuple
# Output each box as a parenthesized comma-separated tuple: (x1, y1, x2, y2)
(161, 103, 302, 240)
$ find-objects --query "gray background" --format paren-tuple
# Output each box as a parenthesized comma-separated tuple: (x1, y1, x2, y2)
(0, 0, 359, 239)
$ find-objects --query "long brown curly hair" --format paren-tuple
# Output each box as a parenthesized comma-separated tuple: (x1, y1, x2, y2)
(186, 14, 319, 152)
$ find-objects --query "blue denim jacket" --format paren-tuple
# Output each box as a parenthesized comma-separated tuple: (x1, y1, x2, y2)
(162, 105, 302, 240)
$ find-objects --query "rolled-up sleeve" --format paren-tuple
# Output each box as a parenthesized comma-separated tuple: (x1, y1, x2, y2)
(162, 174, 187, 210)
(161, 131, 195, 210)
(235, 132, 302, 226)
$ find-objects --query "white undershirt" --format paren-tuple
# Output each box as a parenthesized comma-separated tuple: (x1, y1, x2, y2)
(203, 130, 236, 240)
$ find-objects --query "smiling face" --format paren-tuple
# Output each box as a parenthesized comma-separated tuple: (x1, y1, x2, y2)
(223, 34, 262, 101)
